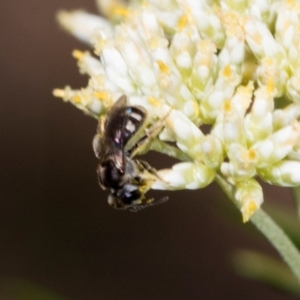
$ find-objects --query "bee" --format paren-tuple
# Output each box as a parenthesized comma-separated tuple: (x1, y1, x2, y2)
(93, 95, 168, 212)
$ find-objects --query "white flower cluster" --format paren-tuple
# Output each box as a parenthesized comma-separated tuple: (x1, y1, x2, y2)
(54, 0, 300, 222)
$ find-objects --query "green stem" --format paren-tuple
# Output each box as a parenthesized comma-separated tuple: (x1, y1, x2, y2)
(233, 250, 300, 296)
(216, 174, 300, 283)
(251, 210, 300, 282)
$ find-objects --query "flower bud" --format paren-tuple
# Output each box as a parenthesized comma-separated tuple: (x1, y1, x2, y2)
(235, 179, 264, 222)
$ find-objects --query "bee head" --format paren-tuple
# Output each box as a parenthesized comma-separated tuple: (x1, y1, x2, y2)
(107, 182, 143, 211)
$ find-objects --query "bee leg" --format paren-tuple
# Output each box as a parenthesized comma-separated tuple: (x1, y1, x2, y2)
(129, 196, 169, 212)
(135, 160, 169, 207)
(144, 196, 169, 207)
(135, 159, 157, 175)
(128, 109, 171, 157)
(135, 159, 168, 184)
(150, 196, 169, 206)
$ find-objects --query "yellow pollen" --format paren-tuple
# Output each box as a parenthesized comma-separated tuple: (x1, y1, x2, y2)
(267, 77, 275, 94)
(223, 65, 232, 78)
(223, 99, 232, 112)
(247, 149, 257, 161)
(72, 50, 84, 60)
(93, 91, 108, 100)
(243, 200, 258, 223)
(157, 60, 169, 74)
(146, 198, 154, 204)
(113, 7, 129, 17)
(178, 15, 187, 30)
(148, 96, 160, 107)
(72, 95, 82, 104)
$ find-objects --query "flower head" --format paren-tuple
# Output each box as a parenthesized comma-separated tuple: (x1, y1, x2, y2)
(54, 0, 300, 221)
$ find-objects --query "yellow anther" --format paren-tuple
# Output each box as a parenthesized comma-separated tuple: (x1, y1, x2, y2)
(243, 200, 258, 223)
(223, 99, 232, 112)
(72, 50, 85, 60)
(247, 149, 257, 161)
(267, 77, 275, 94)
(113, 7, 129, 17)
(157, 60, 169, 73)
(148, 96, 161, 107)
(93, 91, 109, 100)
(72, 95, 82, 104)
(223, 65, 232, 78)
(178, 14, 187, 30)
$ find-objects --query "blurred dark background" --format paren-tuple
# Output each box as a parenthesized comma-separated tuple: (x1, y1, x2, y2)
(0, 1, 297, 299)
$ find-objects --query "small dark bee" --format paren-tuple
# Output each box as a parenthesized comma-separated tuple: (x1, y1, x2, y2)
(93, 95, 168, 211)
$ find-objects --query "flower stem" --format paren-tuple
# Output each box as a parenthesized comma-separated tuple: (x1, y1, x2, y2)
(233, 250, 300, 296)
(216, 174, 300, 283)
(251, 210, 300, 282)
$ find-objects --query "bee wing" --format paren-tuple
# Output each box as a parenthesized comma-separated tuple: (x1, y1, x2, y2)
(104, 95, 147, 170)
(103, 95, 128, 171)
